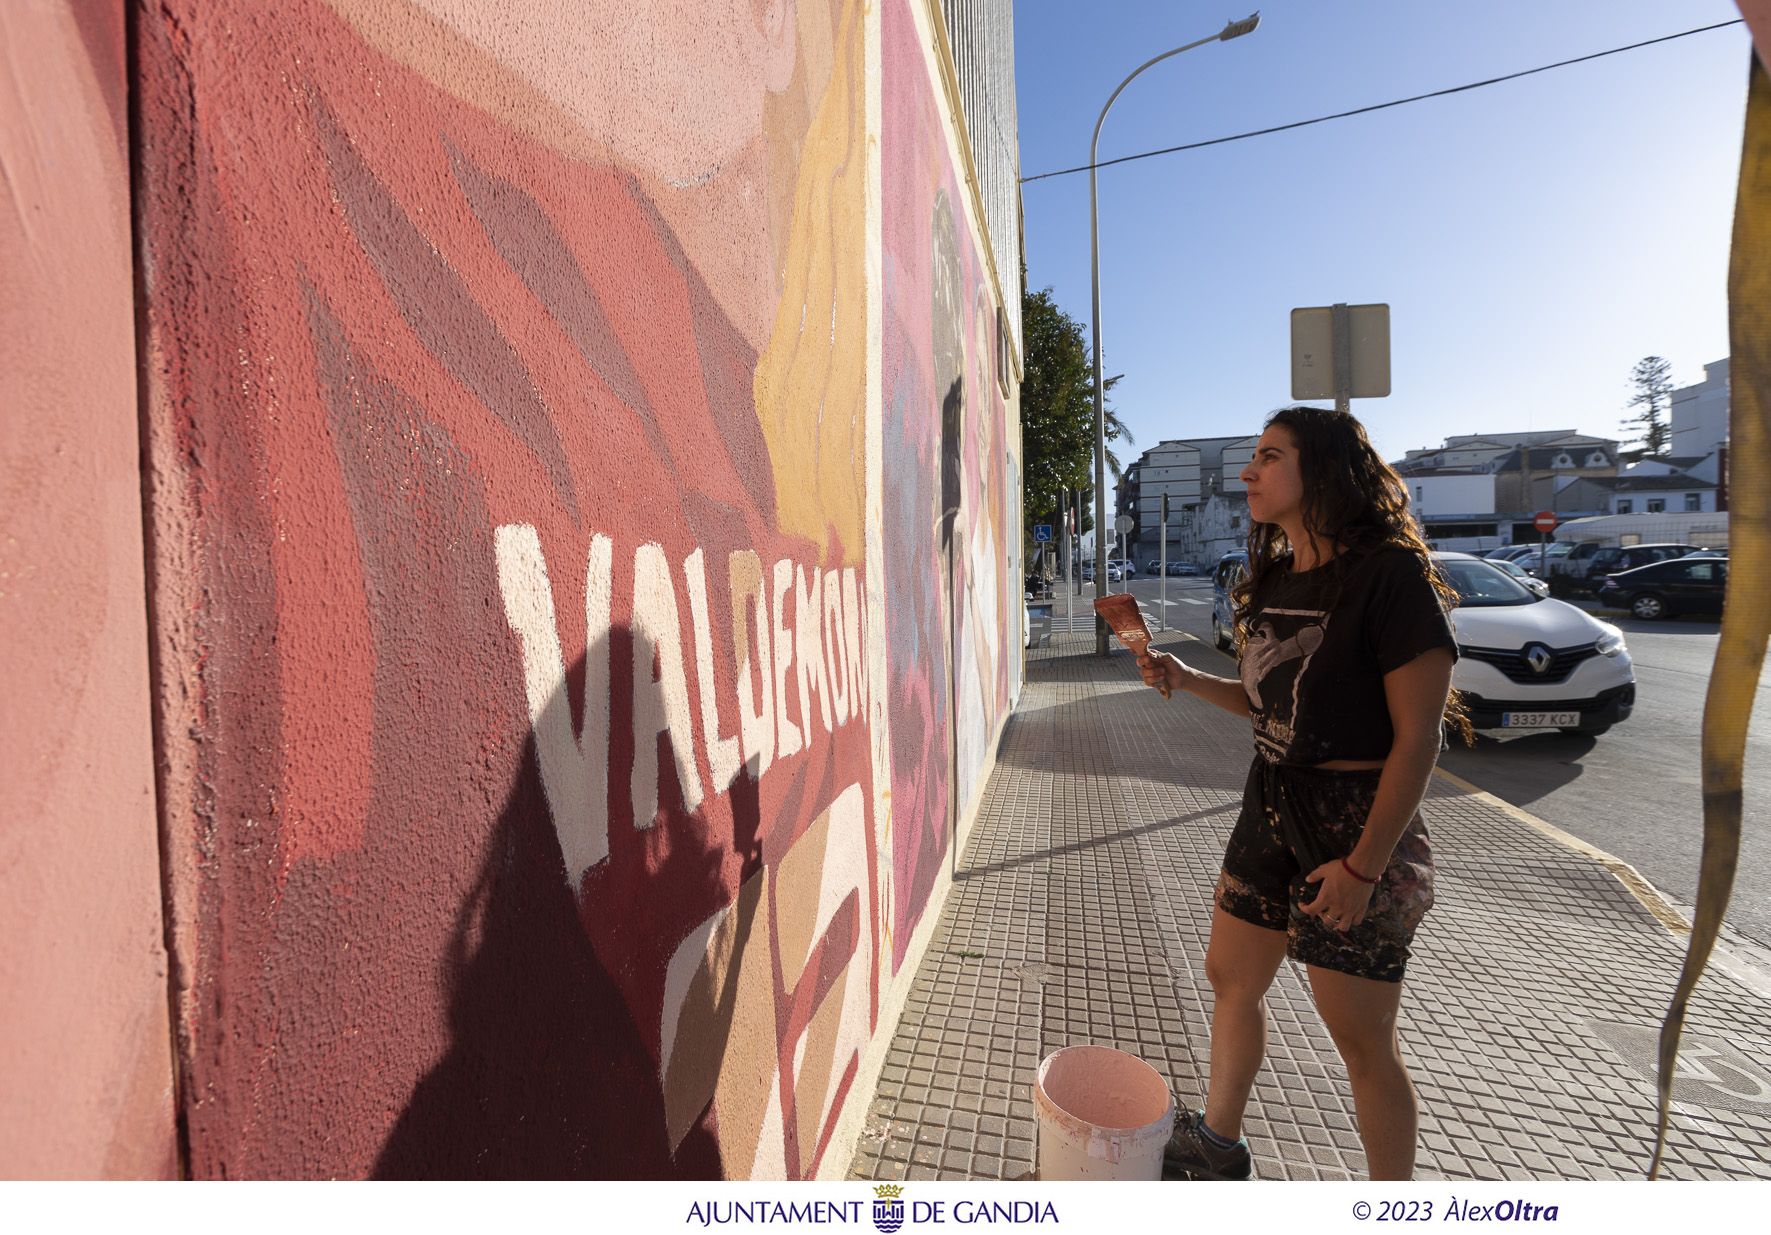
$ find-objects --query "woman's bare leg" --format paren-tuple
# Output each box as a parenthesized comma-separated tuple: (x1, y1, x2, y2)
(1307, 965, 1417, 1180)
(1200, 907, 1289, 1138)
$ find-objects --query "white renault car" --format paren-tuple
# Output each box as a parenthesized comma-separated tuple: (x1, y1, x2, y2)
(1433, 552, 1635, 736)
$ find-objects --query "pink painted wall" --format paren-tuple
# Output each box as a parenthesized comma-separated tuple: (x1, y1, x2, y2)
(0, 1, 179, 1179)
(124, 0, 1019, 1179)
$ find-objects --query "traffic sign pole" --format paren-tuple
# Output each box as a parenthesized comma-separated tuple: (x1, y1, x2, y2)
(1533, 510, 1558, 582)
(1062, 489, 1073, 632)
(1159, 493, 1169, 632)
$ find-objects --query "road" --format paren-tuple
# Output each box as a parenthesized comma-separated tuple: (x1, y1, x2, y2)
(1064, 572, 1771, 947)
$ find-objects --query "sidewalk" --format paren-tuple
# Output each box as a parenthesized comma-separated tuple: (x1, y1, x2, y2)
(846, 629, 1771, 1181)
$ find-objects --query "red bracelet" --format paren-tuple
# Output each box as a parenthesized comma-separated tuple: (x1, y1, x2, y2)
(1341, 856, 1380, 885)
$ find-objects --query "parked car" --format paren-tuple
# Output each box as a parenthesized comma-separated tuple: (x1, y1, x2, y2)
(1210, 550, 1248, 651)
(1113, 558, 1138, 578)
(1433, 552, 1635, 735)
(1485, 555, 1550, 599)
(1516, 542, 1574, 576)
(1106, 561, 1125, 582)
(1146, 559, 1164, 575)
(1595, 555, 1728, 620)
(1552, 541, 1694, 589)
(1486, 545, 1539, 563)
(1168, 561, 1199, 577)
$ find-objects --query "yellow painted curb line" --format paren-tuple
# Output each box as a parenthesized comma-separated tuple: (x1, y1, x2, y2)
(1431, 766, 1692, 936)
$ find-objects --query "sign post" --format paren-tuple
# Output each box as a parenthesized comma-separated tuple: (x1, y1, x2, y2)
(1159, 493, 1170, 632)
(1061, 490, 1073, 631)
(1291, 303, 1392, 414)
(1114, 514, 1134, 596)
(1534, 509, 1558, 580)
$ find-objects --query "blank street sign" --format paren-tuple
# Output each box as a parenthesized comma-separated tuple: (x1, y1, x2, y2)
(1291, 303, 1391, 400)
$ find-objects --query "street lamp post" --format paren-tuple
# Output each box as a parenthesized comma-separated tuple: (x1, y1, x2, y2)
(1089, 12, 1260, 653)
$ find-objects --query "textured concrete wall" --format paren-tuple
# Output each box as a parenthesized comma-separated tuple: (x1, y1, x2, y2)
(0, 1, 179, 1179)
(127, 0, 1017, 1178)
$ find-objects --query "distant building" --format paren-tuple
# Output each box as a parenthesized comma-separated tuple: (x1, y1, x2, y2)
(1172, 491, 1251, 568)
(1670, 358, 1729, 462)
(1392, 432, 1620, 546)
(1123, 434, 1258, 557)
(1396, 430, 1613, 473)
(1605, 466, 1720, 514)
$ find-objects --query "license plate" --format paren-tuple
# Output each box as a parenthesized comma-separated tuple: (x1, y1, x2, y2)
(1501, 711, 1581, 728)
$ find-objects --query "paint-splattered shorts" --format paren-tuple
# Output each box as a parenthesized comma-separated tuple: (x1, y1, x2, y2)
(1214, 757, 1435, 983)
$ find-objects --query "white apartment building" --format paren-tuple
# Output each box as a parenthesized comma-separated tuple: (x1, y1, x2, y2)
(1670, 358, 1729, 461)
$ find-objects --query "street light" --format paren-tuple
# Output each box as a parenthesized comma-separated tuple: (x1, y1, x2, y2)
(1089, 12, 1260, 653)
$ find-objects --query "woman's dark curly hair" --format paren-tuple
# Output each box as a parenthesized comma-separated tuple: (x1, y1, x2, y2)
(1231, 405, 1473, 745)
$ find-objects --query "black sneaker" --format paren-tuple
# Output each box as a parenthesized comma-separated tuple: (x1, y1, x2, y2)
(1163, 1108, 1253, 1180)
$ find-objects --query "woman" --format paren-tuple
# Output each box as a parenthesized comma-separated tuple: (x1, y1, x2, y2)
(1136, 405, 1468, 1181)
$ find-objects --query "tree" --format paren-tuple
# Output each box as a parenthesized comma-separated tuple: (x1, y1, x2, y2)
(1018, 283, 1132, 561)
(1621, 355, 1675, 459)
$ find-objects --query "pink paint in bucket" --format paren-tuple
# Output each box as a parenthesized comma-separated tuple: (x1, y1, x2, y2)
(1033, 1045, 1175, 1180)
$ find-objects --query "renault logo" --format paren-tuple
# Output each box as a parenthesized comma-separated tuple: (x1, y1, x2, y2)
(1524, 644, 1554, 675)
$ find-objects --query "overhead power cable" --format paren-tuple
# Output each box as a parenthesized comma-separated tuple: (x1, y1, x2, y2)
(1021, 18, 1745, 185)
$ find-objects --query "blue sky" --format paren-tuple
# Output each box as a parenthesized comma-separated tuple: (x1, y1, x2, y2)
(1014, 0, 1751, 468)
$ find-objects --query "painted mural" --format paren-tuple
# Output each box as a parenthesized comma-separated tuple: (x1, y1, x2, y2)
(127, 0, 1016, 1179)
(881, 0, 1023, 969)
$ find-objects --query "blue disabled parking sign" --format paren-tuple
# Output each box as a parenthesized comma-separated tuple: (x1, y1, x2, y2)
(1033, 523, 1054, 542)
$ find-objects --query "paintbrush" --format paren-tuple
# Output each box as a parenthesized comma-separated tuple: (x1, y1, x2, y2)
(1093, 593, 1169, 698)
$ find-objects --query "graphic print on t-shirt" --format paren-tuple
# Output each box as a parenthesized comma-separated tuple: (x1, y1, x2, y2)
(1241, 606, 1330, 762)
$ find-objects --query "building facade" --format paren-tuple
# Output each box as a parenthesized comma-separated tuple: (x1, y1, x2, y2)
(1395, 432, 1620, 545)
(1671, 358, 1730, 462)
(2, 0, 1023, 1180)
(1125, 434, 1259, 559)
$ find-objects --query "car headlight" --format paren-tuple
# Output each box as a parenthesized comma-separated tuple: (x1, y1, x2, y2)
(1596, 626, 1626, 657)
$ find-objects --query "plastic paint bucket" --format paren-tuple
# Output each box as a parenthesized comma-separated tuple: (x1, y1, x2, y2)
(1033, 1045, 1174, 1180)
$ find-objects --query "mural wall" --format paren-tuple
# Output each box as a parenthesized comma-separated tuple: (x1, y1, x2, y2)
(0, 1, 178, 1179)
(116, 0, 1019, 1179)
(881, 0, 1023, 969)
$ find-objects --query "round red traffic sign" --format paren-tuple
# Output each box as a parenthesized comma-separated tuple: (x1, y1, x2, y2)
(1533, 510, 1558, 533)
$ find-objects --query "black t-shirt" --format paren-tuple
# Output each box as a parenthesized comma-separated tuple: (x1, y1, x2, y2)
(1239, 547, 1458, 765)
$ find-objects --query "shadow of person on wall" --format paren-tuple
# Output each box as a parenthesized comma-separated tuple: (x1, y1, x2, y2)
(374, 630, 763, 1178)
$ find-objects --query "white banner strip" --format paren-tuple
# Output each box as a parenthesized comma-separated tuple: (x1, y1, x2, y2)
(2, 1179, 1763, 1234)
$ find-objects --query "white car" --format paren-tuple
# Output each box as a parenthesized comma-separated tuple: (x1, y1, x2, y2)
(1433, 552, 1635, 736)
(1484, 555, 1550, 599)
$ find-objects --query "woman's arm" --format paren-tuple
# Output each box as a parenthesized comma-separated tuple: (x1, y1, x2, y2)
(1300, 646, 1454, 926)
(1138, 649, 1251, 717)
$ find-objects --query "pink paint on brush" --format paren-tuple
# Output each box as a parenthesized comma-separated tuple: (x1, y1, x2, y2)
(1093, 595, 1168, 698)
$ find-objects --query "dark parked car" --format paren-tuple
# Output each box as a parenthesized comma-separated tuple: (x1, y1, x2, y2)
(1595, 556, 1728, 620)
(1555, 541, 1694, 590)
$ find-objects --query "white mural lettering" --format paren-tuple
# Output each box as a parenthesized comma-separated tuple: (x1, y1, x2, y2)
(795, 564, 832, 740)
(684, 548, 743, 795)
(493, 524, 612, 885)
(631, 542, 703, 826)
(771, 558, 802, 759)
(730, 549, 775, 781)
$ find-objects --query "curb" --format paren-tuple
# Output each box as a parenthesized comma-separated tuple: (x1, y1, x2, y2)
(1429, 766, 1693, 935)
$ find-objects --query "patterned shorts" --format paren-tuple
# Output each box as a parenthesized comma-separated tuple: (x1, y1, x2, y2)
(1215, 756, 1435, 983)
